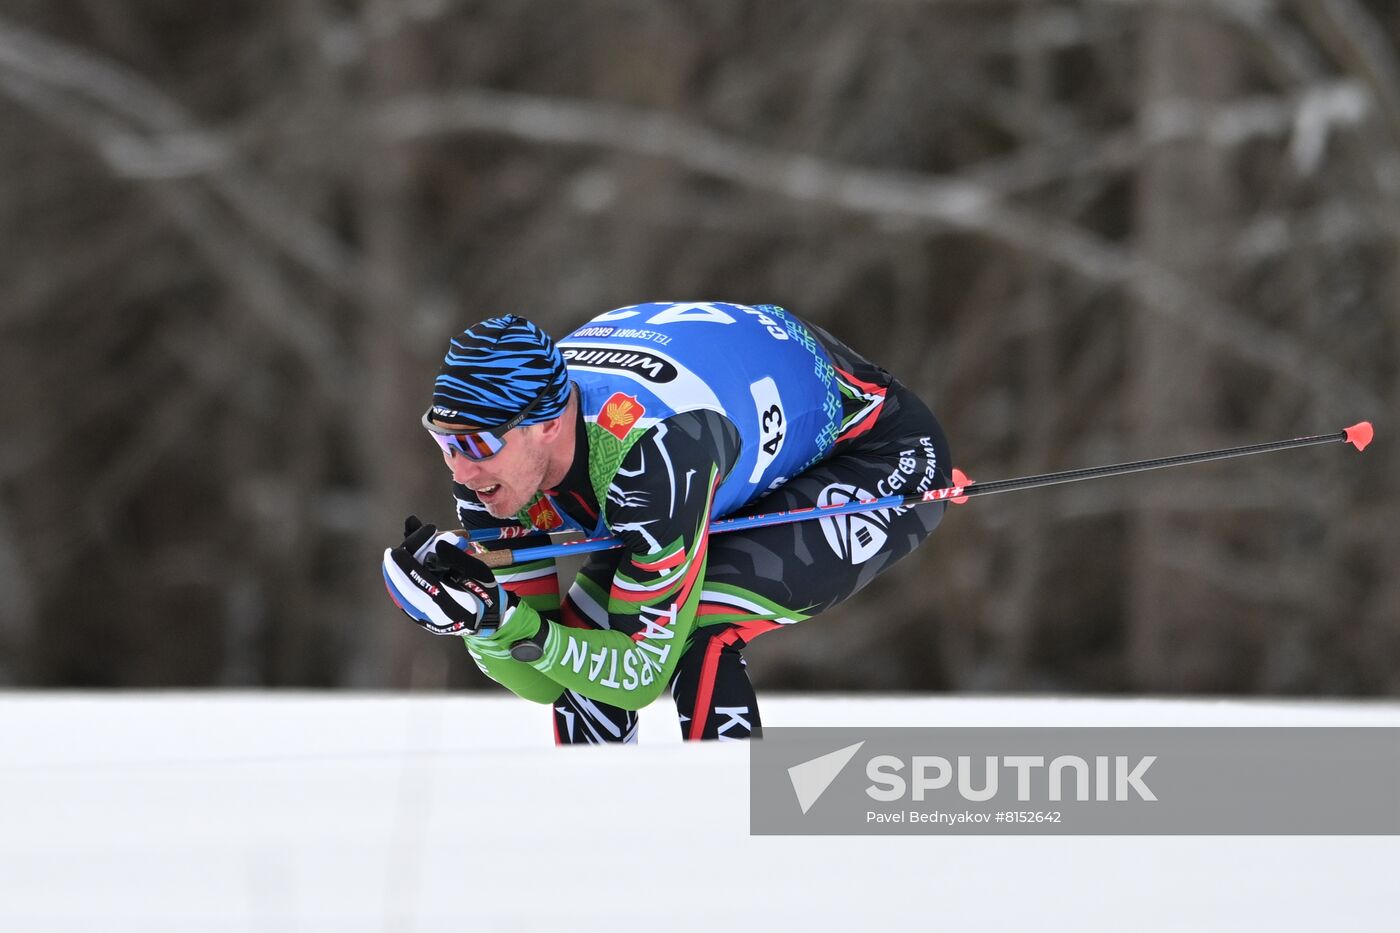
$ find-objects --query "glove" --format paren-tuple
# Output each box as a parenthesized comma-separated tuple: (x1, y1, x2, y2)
(399, 514, 446, 563)
(382, 517, 506, 636)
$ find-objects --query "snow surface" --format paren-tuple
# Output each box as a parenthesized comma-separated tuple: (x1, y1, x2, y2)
(2, 692, 1397, 932)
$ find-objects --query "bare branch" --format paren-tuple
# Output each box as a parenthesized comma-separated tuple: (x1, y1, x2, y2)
(0, 16, 360, 293)
(1295, 0, 1400, 148)
(1230, 200, 1389, 262)
(964, 79, 1372, 195)
(374, 87, 1381, 411)
(0, 68, 345, 395)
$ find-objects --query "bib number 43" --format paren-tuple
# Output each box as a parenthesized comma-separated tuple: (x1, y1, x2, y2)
(760, 404, 784, 455)
(748, 377, 787, 482)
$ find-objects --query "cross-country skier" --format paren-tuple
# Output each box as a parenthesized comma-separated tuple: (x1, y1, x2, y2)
(382, 302, 953, 743)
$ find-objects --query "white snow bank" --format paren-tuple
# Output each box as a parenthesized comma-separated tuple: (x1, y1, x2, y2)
(1, 692, 1396, 932)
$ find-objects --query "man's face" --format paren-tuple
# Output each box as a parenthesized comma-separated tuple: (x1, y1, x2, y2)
(437, 422, 551, 519)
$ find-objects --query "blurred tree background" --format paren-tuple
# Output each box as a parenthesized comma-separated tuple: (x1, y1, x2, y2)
(0, 0, 1394, 695)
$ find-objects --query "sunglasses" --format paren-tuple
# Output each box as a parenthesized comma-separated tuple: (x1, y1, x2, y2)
(421, 387, 550, 462)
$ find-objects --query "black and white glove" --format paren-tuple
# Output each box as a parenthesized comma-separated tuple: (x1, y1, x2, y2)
(382, 516, 505, 636)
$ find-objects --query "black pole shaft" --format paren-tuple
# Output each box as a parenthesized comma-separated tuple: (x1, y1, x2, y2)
(951, 430, 1347, 501)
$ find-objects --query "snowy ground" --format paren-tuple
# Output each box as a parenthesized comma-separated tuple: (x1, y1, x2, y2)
(2, 692, 1397, 932)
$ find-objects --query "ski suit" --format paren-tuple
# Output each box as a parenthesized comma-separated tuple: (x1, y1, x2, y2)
(457, 302, 952, 742)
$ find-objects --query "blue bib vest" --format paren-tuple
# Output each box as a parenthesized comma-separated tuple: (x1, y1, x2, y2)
(551, 302, 843, 529)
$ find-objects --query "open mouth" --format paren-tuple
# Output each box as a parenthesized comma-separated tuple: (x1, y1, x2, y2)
(474, 484, 501, 498)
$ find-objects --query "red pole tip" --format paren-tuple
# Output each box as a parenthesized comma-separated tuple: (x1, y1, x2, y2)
(950, 468, 972, 504)
(1344, 421, 1373, 452)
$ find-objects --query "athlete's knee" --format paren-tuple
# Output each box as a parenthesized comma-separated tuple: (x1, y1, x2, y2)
(670, 627, 762, 741)
(873, 381, 950, 477)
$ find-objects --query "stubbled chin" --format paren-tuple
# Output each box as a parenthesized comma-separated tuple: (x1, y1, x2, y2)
(483, 490, 531, 519)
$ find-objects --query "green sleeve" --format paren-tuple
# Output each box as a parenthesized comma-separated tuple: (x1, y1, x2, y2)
(462, 632, 563, 704)
(451, 482, 566, 705)
(460, 554, 567, 703)
(467, 546, 708, 709)
(466, 455, 720, 710)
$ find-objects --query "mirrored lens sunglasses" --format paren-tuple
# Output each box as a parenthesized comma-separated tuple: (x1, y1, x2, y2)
(420, 387, 549, 462)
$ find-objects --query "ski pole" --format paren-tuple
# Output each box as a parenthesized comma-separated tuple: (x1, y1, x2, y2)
(464, 421, 1373, 568)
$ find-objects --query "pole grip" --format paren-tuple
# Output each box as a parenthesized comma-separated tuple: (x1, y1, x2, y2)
(474, 548, 516, 569)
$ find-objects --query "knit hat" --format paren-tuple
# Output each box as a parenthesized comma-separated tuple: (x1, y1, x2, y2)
(429, 315, 570, 428)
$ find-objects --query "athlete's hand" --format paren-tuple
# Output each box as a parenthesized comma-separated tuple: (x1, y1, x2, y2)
(382, 517, 505, 635)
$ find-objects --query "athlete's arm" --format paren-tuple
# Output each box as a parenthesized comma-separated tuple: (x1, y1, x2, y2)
(452, 482, 566, 704)
(467, 410, 739, 710)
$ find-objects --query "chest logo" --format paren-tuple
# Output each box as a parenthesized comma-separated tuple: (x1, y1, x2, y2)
(527, 497, 565, 530)
(598, 392, 645, 440)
